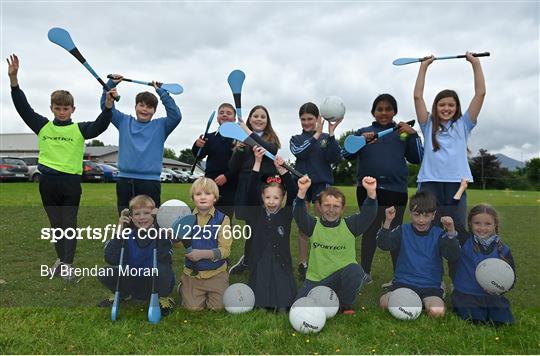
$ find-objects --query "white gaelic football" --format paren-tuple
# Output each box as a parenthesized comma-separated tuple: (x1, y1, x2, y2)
(156, 199, 191, 229)
(475, 258, 515, 295)
(320, 96, 346, 121)
(388, 288, 422, 320)
(289, 297, 326, 334)
(307, 286, 339, 319)
(223, 283, 255, 314)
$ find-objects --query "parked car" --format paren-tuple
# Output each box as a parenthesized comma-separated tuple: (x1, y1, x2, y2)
(19, 156, 41, 182)
(163, 168, 183, 183)
(0, 157, 29, 182)
(82, 160, 104, 182)
(98, 163, 119, 182)
(172, 169, 190, 183)
(160, 169, 173, 183)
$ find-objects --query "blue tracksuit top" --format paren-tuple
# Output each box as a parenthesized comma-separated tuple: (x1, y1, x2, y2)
(100, 80, 181, 181)
(290, 131, 341, 184)
(343, 121, 423, 192)
(377, 223, 460, 289)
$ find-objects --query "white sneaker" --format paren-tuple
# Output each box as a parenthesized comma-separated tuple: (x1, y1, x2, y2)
(61, 263, 77, 283)
(441, 281, 447, 298)
(229, 255, 248, 275)
(50, 258, 62, 278)
(362, 273, 373, 285)
(381, 280, 393, 289)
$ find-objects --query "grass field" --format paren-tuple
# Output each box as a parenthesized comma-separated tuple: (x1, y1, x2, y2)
(1, 183, 539, 354)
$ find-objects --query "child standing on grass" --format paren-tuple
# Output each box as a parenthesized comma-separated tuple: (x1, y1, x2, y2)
(245, 147, 298, 311)
(451, 204, 515, 325)
(191, 103, 238, 219)
(100, 74, 181, 214)
(290, 102, 342, 281)
(178, 177, 232, 311)
(294, 176, 378, 315)
(343, 94, 423, 288)
(98, 195, 175, 316)
(414, 52, 486, 228)
(7, 54, 113, 282)
(377, 191, 460, 317)
(229, 105, 280, 275)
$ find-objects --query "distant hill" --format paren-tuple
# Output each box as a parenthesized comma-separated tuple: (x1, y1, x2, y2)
(495, 153, 524, 170)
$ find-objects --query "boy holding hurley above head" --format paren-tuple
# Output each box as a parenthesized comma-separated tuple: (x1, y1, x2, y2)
(100, 74, 181, 214)
(293, 176, 378, 314)
(7, 54, 113, 282)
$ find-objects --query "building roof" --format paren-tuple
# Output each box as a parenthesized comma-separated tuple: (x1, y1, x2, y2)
(0, 133, 38, 151)
(84, 146, 119, 156)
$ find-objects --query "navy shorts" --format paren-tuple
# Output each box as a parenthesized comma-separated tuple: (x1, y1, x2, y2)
(390, 282, 444, 300)
(451, 290, 514, 325)
(306, 183, 330, 203)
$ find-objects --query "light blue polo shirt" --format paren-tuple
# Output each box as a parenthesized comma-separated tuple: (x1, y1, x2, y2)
(417, 111, 475, 183)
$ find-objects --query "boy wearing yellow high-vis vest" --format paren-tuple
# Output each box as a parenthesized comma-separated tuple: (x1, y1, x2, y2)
(293, 176, 377, 314)
(7, 54, 113, 282)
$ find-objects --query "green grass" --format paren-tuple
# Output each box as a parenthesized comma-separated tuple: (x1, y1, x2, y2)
(1, 183, 539, 354)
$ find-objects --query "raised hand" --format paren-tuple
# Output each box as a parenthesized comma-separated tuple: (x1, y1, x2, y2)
(328, 118, 343, 136)
(383, 206, 396, 229)
(440, 216, 456, 233)
(105, 89, 118, 109)
(6, 54, 19, 86)
(7, 54, 19, 77)
(465, 51, 481, 65)
(420, 55, 435, 68)
(297, 175, 312, 193)
(109, 74, 124, 84)
(362, 176, 377, 199)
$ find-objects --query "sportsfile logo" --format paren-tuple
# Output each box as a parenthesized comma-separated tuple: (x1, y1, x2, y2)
(42, 135, 74, 142)
(312, 242, 345, 250)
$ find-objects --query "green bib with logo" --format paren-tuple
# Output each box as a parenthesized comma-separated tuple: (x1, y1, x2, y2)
(306, 218, 357, 282)
(38, 121, 84, 175)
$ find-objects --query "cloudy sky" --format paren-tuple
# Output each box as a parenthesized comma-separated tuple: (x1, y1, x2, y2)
(1, 1, 538, 163)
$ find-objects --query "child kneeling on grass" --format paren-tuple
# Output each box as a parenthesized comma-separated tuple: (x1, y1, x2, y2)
(377, 191, 460, 317)
(178, 177, 232, 311)
(450, 204, 515, 325)
(293, 176, 378, 315)
(98, 195, 175, 316)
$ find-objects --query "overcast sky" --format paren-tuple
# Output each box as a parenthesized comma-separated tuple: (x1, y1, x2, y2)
(1, 1, 538, 163)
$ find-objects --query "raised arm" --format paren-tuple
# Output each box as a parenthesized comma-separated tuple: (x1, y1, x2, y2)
(376, 206, 401, 251)
(293, 175, 317, 236)
(465, 52, 486, 123)
(7, 54, 49, 134)
(78, 89, 115, 139)
(413, 55, 435, 124)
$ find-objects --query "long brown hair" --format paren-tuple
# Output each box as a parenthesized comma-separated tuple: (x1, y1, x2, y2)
(247, 105, 281, 148)
(431, 89, 461, 151)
